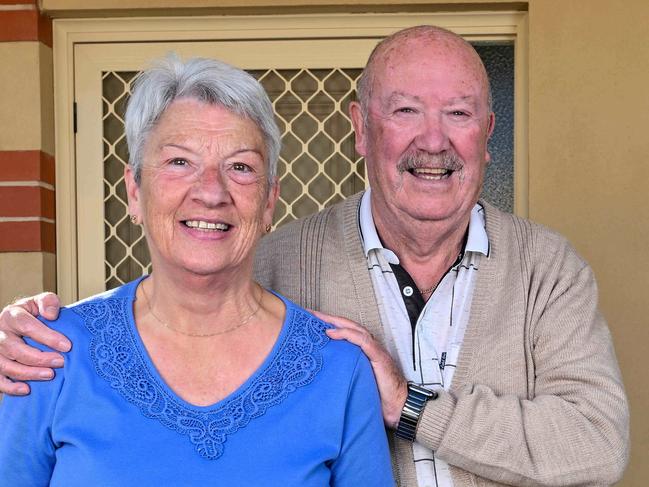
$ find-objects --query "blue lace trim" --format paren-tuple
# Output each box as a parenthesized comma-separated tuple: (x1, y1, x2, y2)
(73, 295, 329, 460)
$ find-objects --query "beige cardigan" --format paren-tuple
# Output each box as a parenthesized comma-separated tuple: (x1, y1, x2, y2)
(254, 192, 629, 486)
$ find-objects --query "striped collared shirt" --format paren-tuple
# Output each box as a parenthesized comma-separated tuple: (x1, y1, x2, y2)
(359, 189, 489, 487)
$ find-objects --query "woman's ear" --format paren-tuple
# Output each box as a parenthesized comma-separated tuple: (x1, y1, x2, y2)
(124, 165, 142, 223)
(262, 176, 280, 230)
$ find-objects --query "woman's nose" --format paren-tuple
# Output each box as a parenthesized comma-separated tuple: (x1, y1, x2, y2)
(191, 166, 232, 207)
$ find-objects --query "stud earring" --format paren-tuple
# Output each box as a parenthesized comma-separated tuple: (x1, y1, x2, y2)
(130, 215, 139, 225)
(265, 224, 272, 233)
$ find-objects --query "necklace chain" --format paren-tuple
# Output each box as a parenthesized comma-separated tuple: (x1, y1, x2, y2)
(418, 250, 465, 296)
(141, 282, 263, 338)
(418, 285, 436, 295)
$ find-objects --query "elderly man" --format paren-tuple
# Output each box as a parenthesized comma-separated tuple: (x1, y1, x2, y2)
(0, 26, 629, 486)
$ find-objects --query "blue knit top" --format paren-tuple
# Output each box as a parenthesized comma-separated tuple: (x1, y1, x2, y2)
(0, 277, 394, 486)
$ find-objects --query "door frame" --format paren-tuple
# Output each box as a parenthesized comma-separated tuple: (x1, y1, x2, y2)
(54, 12, 529, 302)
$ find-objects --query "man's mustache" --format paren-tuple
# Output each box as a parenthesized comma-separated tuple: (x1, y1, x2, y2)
(397, 151, 464, 174)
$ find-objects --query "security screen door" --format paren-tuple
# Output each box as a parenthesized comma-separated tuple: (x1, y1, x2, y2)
(73, 35, 514, 299)
(74, 39, 375, 297)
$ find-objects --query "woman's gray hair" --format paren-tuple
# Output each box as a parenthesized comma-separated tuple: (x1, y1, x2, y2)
(125, 54, 280, 185)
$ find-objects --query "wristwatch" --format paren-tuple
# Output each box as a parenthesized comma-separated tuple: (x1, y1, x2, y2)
(395, 382, 438, 442)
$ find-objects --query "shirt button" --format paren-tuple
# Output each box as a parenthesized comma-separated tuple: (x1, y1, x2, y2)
(403, 286, 414, 297)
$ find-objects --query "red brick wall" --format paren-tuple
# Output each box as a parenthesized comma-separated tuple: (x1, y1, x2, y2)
(0, 2, 54, 253)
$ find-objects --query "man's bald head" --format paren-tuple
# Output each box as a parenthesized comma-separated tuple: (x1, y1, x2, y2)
(356, 25, 492, 117)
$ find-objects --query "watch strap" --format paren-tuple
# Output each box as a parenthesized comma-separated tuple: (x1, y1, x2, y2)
(395, 382, 437, 442)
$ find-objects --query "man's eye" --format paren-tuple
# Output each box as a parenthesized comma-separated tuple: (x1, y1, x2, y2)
(450, 110, 469, 117)
(170, 158, 188, 166)
(396, 107, 415, 114)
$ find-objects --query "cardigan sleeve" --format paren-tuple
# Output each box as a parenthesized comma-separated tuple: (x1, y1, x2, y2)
(0, 333, 64, 486)
(413, 242, 629, 486)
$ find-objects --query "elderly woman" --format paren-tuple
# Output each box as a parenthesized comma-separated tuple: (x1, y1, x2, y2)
(0, 56, 393, 486)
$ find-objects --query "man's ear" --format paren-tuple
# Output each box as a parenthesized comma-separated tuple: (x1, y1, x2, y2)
(487, 112, 495, 138)
(349, 101, 368, 157)
(484, 112, 496, 163)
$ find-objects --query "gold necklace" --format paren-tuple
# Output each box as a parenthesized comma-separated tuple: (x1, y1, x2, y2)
(418, 285, 436, 295)
(418, 250, 465, 296)
(141, 282, 263, 338)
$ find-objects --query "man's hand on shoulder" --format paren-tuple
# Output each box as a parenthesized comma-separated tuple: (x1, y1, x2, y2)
(0, 293, 70, 395)
(314, 310, 408, 429)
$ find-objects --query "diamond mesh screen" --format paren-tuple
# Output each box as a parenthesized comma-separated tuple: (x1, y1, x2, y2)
(100, 45, 514, 291)
(101, 68, 364, 289)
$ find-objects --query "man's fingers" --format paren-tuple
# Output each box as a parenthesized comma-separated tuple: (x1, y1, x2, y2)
(1, 307, 71, 352)
(33, 292, 61, 321)
(315, 311, 380, 356)
(312, 310, 366, 333)
(326, 326, 380, 358)
(0, 374, 30, 396)
(0, 333, 64, 367)
(0, 353, 55, 381)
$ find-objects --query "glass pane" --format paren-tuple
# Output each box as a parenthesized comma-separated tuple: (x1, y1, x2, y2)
(474, 43, 515, 213)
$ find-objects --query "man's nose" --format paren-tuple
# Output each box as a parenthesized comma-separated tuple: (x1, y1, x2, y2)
(191, 166, 232, 207)
(414, 114, 450, 153)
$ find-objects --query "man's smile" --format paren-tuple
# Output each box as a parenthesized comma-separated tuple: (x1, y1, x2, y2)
(408, 167, 454, 180)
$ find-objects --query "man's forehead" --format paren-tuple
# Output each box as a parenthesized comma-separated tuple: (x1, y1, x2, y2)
(370, 35, 489, 96)
(378, 36, 479, 69)
(384, 91, 480, 106)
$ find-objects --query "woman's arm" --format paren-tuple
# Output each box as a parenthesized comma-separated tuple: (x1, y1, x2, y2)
(0, 334, 64, 485)
(331, 351, 395, 486)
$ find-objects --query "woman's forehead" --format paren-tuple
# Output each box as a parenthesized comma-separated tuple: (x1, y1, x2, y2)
(150, 99, 264, 146)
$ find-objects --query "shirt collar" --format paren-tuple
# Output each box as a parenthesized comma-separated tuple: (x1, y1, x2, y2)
(466, 204, 489, 256)
(359, 189, 489, 263)
(359, 189, 400, 264)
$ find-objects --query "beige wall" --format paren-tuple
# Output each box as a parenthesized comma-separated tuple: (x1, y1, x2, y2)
(3, 0, 648, 483)
(0, 252, 56, 306)
(527, 1, 649, 484)
(0, 43, 53, 154)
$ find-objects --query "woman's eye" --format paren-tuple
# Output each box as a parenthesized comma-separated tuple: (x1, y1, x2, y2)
(232, 162, 252, 172)
(170, 158, 188, 166)
(228, 160, 262, 185)
(396, 107, 415, 114)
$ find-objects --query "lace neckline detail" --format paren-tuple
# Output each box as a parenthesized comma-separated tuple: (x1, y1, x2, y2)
(73, 278, 330, 460)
